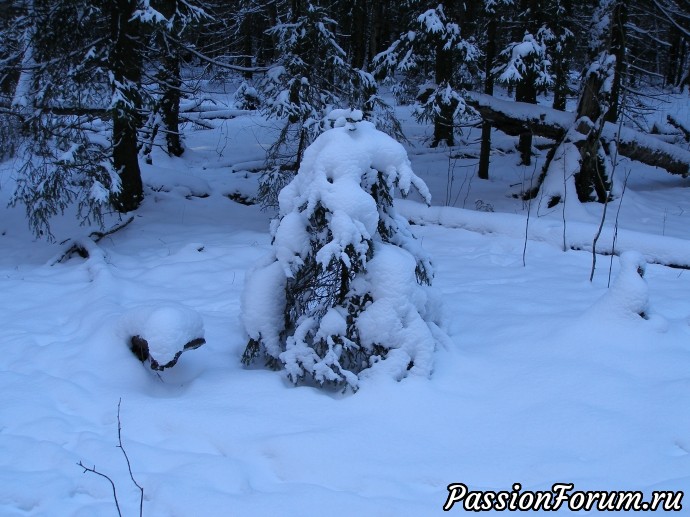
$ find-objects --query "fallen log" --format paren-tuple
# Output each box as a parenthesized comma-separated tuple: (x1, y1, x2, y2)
(466, 91, 572, 141)
(181, 108, 252, 120)
(667, 114, 690, 142)
(465, 91, 690, 176)
(611, 126, 690, 176)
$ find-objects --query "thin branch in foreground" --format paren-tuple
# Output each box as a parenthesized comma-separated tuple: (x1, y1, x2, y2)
(89, 216, 135, 243)
(523, 160, 538, 267)
(77, 399, 144, 516)
(117, 398, 144, 517)
(608, 169, 631, 287)
(590, 158, 610, 282)
(77, 461, 123, 517)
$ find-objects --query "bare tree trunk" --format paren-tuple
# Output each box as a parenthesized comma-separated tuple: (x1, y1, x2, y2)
(478, 13, 497, 180)
(110, 0, 143, 213)
(604, 0, 627, 124)
(432, 39, 454, 147)
(157, 0, 183, 157)
(11, 0, 35, 113)
(516, 81, 536, 165)
(160, 41, 183, 157)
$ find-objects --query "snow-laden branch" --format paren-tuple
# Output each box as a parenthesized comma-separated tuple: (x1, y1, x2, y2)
(652, 0, 690, 38)
(167, 36, 270, 74)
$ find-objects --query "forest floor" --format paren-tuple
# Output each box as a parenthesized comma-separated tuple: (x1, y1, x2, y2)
(0, 89, 689, 515)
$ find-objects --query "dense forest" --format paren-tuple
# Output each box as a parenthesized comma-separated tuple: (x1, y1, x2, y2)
(2, 3, 690, 512)
(0, 0, 689, 237)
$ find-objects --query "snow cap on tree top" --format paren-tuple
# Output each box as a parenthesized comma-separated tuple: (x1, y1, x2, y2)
(278, 113, 432, 219)
(323, 108, 364, 131)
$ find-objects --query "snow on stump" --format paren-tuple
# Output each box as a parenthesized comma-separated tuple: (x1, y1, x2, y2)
(120, 303, 205, 371)
(241, 110, 447, 391)
(590, 251, 649, 320)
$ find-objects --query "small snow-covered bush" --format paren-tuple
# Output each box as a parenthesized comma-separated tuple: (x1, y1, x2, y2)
(120, 303, 205, 371)
(241, 112, 447, 390)
(234, 81, 260, 111)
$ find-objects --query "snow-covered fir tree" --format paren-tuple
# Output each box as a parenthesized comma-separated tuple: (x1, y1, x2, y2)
(494, 30, 553, 95)
(241, 110, 447, 391)
(478, 0, 516, 180)
(493, 28, 553, 164)
(544, 0, 575, 110)
(134, 0, 210, 159)
(4, 0, 122, 238)
(257, 1, 384, 207)
(1, 0, 211, 237)
(374, 2, 479, 147)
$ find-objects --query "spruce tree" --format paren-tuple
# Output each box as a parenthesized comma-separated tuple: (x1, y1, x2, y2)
(478, 0, 515, 180)
(257, 1, 383, 207)
(375, 1, 480, 147)
(136, 0, 210, 159)
(493, 20, 553, 165)
(3, 0, 122, 238)
(241, 111, 446, 391)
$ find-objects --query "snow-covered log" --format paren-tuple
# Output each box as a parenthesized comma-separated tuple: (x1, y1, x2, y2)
(465, 92, 571, 142)
(397, 199, 690, 270)
(611, 125, 690, 176)
(465, 91, 690, 176)
(0, 103, 250, 122)
(180, 109, 252, 121)
(667, 114, 690, 142)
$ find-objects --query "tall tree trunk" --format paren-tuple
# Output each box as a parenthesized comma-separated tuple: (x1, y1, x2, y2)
(432, 39, 454, 147)
(110, 0, 143, 213)
(241, 14, 254, 80)
(574, 70, 608, 202)
(159, 37, 183, 157)
(11, 0, 35, 113)
(604, 0, 626, 123)
(515, 80, 537, 164)
(157, 0, 183, 157)
(551, 0, 574, 111)
(363, 0, 378, 70)
(349, 0, 368, 69)
(478, 13, 497, 180)
(666, 26, 684, 87)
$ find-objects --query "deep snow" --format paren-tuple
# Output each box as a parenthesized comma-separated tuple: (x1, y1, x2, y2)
(0, 93, 689, 515)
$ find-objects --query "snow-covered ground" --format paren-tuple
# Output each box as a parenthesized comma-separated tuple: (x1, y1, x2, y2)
(1, 95, 689, 515)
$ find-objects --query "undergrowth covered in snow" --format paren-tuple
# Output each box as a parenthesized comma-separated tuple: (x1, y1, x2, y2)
(0, 93, 689, 515)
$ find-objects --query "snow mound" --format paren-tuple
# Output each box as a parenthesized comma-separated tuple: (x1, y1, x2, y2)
(119, 302, 205, 370)
(355, 243, 440, 381)
(142, 167, 212, 198)
(241, 258, 287, 359)
(589, 251, 649, 320)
